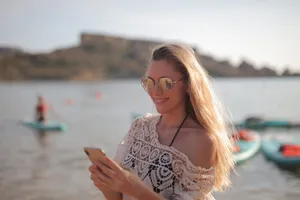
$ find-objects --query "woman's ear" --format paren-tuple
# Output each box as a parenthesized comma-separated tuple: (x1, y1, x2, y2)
(184, 79, 190, 95)
(186, 87, 190, 95)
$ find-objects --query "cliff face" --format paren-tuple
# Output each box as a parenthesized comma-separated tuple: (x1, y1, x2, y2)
(0, 33, 298, 81)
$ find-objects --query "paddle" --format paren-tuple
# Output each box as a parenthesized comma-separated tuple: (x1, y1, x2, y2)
(47, 103, 70, 125)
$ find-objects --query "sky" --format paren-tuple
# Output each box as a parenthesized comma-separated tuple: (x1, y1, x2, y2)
(0, 0, 299, 72)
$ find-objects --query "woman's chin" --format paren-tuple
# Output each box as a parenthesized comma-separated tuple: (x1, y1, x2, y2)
(155, 106, 169, 115)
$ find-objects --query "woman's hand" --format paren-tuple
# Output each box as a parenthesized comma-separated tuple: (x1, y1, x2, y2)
(89, 164, 122, 200)
(89, 164, 110, 192)
(92, 156, 145, 199)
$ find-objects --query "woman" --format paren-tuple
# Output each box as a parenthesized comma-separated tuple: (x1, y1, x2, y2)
(88, 44, 235, 199)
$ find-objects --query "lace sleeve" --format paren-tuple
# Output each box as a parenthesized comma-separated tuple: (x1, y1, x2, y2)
(172, 167, 215, 200)
(113, 117, 142, 164)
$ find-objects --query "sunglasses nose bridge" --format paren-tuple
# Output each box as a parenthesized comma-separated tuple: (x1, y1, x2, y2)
(153, 80, 163, 95)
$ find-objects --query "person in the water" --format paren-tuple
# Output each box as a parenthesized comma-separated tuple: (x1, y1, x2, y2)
(35, 96, 48, 123)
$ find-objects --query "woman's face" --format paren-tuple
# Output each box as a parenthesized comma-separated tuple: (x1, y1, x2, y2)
(145, 60, 187, 114)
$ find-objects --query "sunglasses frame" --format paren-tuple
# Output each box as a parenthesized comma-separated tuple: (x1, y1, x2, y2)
(141, 76, 183, 93)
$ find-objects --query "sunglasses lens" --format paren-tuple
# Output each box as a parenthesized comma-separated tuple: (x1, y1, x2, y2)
(159, 78, 173, 93)
(141, 78, 154, 92)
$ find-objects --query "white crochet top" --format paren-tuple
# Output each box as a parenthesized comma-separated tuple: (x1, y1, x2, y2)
(114, 114, 216, 200)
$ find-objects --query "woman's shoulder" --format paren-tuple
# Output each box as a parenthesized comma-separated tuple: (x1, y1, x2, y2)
(190, 130, 214, 168)
(170, 131, 216, 196)
(177, 123, 215, 170)
(172, 129, 216, 194)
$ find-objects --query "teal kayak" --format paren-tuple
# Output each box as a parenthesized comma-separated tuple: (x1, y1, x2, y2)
(22, 120, 68, 132)
(234, 131, 261, 165)
(235, 120, 298, 129)
(131, 112, 142, 120)
(261, 138, 300, 167)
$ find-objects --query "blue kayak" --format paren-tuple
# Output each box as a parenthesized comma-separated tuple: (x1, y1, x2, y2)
(234, 131, 261, 165)
(131, 112, 142, 120)
(235, 119, 300, 130)
(235, 120, 292, 129)
(261, 138, 300, 167)
(22, 120, 68, 132)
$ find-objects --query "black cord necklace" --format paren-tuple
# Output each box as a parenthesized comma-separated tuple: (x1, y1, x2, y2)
(158, 113, 189, 147)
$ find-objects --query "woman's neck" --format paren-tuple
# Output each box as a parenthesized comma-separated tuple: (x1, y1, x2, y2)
(159, 107, 188, 129)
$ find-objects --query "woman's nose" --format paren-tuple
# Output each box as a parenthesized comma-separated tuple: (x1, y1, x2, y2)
(153, 83, 162, 95)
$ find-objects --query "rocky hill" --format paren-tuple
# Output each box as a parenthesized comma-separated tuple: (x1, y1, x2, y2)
(0, 33, 299, 81)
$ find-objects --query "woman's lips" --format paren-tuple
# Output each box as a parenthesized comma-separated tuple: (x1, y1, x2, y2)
(153, 98, 169, 105)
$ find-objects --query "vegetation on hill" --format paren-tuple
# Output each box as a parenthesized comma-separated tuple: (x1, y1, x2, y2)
(0, 33, 299, 81)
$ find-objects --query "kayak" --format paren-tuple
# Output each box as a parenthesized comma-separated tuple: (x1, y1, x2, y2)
(235, 120, 300, 129)
(236, 120, 289, 129)
(234, 131, 261, 165)
(131, 112, 142, 120)
(261, 138, 300, 167)
(22, 120, 68, 132)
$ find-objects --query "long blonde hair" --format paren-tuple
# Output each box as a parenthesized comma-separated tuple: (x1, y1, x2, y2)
(151, 44, 235, 191)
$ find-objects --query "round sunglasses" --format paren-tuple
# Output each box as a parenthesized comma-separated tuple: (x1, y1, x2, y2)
(141, 77, 183, 93)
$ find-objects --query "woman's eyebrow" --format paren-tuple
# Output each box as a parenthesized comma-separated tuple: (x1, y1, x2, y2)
(146, 76, 155, 81)
(147, 76, 171, 80)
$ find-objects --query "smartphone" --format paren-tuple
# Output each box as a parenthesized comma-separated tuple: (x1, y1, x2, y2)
(83, 147, 107, 164)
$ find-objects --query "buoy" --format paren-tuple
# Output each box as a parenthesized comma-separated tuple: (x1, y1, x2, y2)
(96, 92, 102, 100)
(66, 99, 74, 105)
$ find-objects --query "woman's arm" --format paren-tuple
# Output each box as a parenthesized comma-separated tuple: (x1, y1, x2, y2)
(102, 190, 122, 200)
